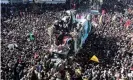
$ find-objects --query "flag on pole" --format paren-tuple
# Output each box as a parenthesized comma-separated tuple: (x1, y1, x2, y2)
(30, 32, 34, 41)
(99, 15, 103, 24)
(90, 55, 99, 62)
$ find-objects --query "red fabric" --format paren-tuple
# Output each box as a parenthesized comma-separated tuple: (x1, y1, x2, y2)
(34, 53, 39, 59)
(102, 10, 106, 15)
(124, 19, 131, 27)
(130, 67, 133, 70)
(63, 36, 69, 44)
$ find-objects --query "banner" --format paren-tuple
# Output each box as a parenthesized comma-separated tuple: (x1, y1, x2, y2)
(99, 15, 103, 24)
(90, 55, 99, 62)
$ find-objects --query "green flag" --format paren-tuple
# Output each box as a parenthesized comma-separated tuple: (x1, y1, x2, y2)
(30, 32, 34, 41)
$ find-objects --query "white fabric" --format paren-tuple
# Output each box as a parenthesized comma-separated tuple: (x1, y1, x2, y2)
(14, 43, 18, 47)
(127, 73, 132, 77)
(38, 73, 41, 80)
(115, 72, 120, 77)
(121, 68, 124, 74)
(8, 43, 18, 50)
(112, 15, 116, 21)
(8, 44, 14, 50)
(87, 14, 91, 21)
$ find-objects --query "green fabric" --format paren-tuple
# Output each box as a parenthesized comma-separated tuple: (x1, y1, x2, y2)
(30, 32, 34, 41)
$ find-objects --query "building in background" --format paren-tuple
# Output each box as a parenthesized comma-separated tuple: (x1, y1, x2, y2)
(119, 0, 133, 5)
(1, 0, 9, 4)
(1, 0, 66, 4)
(33, 0, 66, 4)
(9, 0, 23, 4)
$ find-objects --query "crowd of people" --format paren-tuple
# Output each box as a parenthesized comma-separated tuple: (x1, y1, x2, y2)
(1, 1, 133, 80)
(1, 3, 67, 80)
(75, 11, 133, 80)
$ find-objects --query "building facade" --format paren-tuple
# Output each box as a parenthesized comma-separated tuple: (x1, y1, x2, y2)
(10, 0, 23, 3)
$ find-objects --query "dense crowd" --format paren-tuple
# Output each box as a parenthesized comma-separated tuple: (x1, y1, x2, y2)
(1, 1, 133, 80)
(75, 11, 133, 80)
(1, 3, 67, 80)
